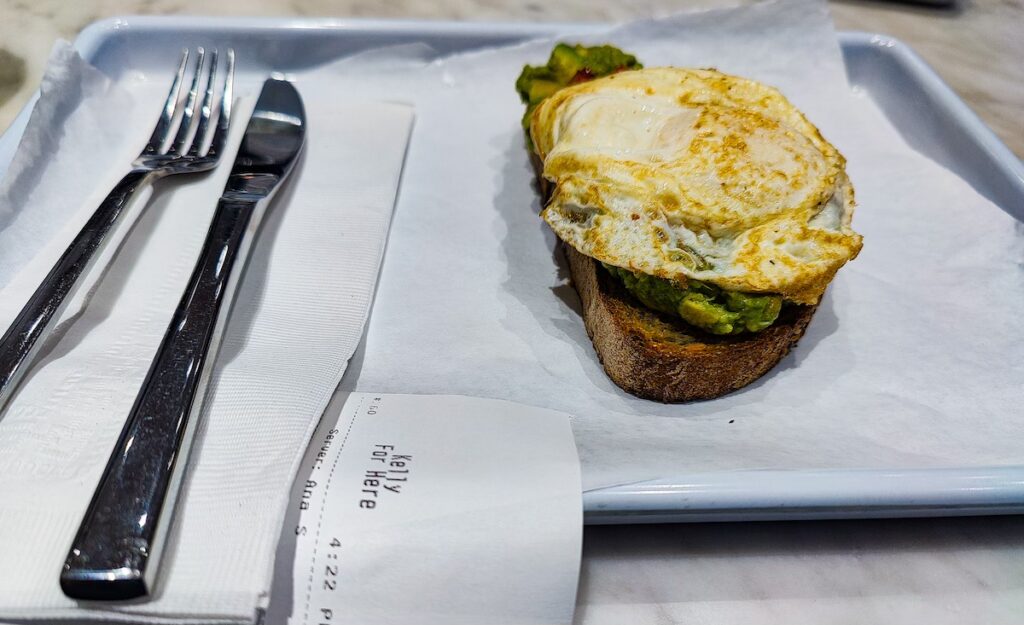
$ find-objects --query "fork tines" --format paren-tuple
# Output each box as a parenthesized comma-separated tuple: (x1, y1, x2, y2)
(144, 47, 235, 159)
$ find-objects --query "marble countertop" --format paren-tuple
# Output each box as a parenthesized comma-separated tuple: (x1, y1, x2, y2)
(0, 1, 1022, 623)
(578, 516, 1024, 624)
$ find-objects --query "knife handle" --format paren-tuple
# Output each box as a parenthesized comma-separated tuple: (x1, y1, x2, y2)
(61, 196, 264, 601)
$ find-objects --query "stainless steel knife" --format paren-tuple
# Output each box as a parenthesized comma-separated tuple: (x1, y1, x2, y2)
(60, 78, 306, 601)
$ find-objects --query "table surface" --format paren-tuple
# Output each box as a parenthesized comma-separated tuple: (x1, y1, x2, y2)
(1, 0, 1023, 623)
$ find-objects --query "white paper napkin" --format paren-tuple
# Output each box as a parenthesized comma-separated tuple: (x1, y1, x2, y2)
(0, 44, 414, 623)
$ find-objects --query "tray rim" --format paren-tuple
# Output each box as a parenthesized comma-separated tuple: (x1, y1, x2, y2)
(69, 17, 1023, 199)
(2, 16, 1021, 524)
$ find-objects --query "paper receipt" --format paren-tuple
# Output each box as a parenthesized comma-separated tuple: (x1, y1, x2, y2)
(266, 392, 583, 625)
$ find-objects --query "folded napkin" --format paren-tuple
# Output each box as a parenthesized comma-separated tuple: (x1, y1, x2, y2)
(0, 43, 413, 623)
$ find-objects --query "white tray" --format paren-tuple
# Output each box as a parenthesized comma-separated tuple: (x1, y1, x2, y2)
(1, 17, 1022, 524)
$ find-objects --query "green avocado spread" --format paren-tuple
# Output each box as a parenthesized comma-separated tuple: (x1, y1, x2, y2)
(603, 264, 783, 335)
(517, 44, 785, 336)
(515, 43, 641, 137)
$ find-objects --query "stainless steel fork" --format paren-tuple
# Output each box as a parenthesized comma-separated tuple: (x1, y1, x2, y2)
(0, 48, 235, 412)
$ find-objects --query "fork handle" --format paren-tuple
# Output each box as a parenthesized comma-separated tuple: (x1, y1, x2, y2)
(60, 195, 267, 600)
(0, 168, 153, 410)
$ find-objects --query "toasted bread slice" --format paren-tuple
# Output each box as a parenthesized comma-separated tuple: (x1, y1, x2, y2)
(563, 244, 817, 402)
(532, 154, 817, 402)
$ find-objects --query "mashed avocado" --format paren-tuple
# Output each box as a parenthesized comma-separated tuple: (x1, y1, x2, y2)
(603, 264, 782, 335)
(515, 44, 641, 138)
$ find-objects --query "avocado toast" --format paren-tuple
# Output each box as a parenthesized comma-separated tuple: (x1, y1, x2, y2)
(517, 44, 861, 401)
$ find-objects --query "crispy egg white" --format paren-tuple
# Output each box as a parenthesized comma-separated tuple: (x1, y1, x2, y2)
(531, 67, 863, 304)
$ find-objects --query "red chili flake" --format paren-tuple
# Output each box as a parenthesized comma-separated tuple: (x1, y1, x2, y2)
(570, 68, 595, 84)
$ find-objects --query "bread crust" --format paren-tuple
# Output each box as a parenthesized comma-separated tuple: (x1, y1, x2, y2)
(532, 152, 818, 402)
(564, 244, 817, 402)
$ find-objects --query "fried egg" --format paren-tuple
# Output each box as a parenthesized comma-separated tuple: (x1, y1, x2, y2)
(531, 67, 862, 304)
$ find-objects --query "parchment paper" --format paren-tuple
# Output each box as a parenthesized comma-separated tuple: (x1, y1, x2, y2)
(296, 0, 1024, 490)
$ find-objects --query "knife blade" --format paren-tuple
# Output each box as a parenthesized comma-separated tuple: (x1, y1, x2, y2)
(60, 78, 306, 601)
